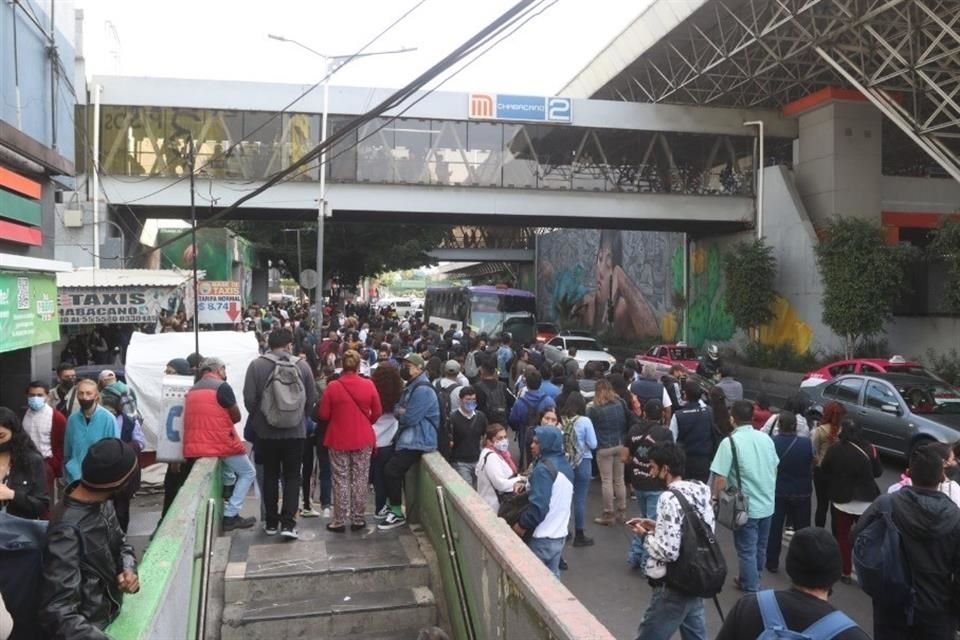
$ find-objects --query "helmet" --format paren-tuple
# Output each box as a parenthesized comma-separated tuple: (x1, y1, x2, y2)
(707, 344, 719, 359)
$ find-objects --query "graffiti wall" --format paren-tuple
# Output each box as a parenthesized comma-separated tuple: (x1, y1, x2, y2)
(682, 243, 737, 349)
(537, 230, 680, 341)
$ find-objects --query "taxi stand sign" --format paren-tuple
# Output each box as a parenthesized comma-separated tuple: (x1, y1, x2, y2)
(469, 93, 573, 123)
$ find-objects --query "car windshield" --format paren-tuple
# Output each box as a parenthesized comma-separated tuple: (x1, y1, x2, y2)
(669, 347, 697, 360)
(898, 383, 960, 413)
(567, 338, 600, 351)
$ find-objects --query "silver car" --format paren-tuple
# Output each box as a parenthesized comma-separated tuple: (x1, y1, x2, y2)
(807, 373, 960, 458)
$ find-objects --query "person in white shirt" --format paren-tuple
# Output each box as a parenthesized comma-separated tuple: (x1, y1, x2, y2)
(476, 424, 525, 512)
(22, 381, 66, 496)
(371, 365, 403, 520)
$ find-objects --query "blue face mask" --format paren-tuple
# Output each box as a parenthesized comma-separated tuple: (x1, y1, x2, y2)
(27, 396, 45, 412)
(463, 400, 478, 413)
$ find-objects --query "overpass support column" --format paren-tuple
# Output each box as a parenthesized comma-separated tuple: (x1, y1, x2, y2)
(789, 90, 883, 227)
(251, 269, 269, 306)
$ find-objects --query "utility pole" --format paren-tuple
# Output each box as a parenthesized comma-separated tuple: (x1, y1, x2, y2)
(188, 135, 199, 356)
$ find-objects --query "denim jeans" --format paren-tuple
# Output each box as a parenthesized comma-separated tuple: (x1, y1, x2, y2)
(222, 453, 256, 518)
(573, 458, 592, 531)
(528, 536, 565, 577)
(629, 490, 663, 568)
(452, 461, 476, 488)
(635, 584, 707, 640)
(766, 495, 811, 570)
(734, 516, 772, 592)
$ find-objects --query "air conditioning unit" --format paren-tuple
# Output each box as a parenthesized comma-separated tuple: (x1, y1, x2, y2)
(61, 195, 84, 228)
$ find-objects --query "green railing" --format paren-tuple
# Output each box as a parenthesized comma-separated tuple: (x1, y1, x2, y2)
(408, 452, 615, 640)
(106, 458, 222, 640)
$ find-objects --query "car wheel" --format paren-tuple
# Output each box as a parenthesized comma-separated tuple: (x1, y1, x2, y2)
(907, 436, 937, 461)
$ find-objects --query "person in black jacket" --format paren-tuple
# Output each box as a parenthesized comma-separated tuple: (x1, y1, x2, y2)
(445, 387, 487, 488)
(853, 442, 960, 640)
(40, 438, 140, 639)
(0, 407, 49, 520)
(765, 412, 814, 573)
(819, 419, 881, 583)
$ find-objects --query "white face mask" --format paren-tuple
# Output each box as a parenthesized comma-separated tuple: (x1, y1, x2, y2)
(494, 440, 510, 452)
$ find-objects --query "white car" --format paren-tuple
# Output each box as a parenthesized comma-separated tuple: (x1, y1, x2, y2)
(544, 335, 616, 372)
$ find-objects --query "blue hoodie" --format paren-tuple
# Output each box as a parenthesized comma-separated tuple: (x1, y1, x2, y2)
(519, 427, 574, 537)
(507, 389, 556, 430)
(395, 372, 440, 452)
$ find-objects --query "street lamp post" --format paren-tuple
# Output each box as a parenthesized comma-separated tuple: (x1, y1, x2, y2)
(267, 34, 415, 330)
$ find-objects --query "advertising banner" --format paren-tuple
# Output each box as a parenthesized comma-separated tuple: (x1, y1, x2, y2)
(58, 286, 183, 325)
(156, 374, 194, 463)
(197, 280, 242, 325)
(0, 271, 59, 353)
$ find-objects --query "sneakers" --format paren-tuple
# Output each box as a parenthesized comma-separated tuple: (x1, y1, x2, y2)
(264, 523, 279, 536)
(573, 532, 595, 547)
(593, 512, 615, 526)
(322, 506, 332, 519)
(377, 512, 407, 530)
(375, 505, 391, 521)
(300, 508, 321, 518)
(280, 526, 300, 540)
(223, 515, 256, 532)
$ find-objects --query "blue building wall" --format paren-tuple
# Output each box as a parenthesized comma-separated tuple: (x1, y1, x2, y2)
(0, 0, 77, 163)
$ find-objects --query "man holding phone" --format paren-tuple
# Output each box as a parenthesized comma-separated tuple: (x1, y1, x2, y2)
(629, 442, 714, 640)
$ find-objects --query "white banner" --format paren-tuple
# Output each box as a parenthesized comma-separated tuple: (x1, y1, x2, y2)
(125, 331, 261, 451)
(156, 375, 194, 462)
(198, 281, 243, 325)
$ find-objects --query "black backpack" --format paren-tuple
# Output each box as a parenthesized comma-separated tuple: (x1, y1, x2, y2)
(478, 380, 509, 426)
(434, 381, 458, 457)
(498, 459, 558, 539)
(664, 487, 727, 598)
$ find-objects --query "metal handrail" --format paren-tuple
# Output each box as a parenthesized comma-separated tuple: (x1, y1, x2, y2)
(436, 486, 476, 640)
(195, 497, 216, 640)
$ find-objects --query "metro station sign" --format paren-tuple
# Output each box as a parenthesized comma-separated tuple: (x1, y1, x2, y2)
(468, 93, 572, 123)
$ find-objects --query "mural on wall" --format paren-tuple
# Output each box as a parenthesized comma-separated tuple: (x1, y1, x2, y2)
(537, 230, 679, 341)
(759, 296, 814, 354)
(682, 244, 737, 349)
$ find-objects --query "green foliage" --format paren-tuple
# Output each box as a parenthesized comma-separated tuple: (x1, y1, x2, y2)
(740, 342, 820, 373)
(814, 217, 915, 358)
(925, 348, 960, 386)
(723, 239, 778, 339)
(928, 218, 960, 312)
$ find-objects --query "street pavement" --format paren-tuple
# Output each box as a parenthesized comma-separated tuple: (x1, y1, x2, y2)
(558, 456, 905, 639)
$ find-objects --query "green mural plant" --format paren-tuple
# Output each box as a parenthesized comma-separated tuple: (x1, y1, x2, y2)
(815, 216, 916, 358)
(929, 217, 960, 312)
(675, 245, 736, 349)
(723, 239, 778, 342)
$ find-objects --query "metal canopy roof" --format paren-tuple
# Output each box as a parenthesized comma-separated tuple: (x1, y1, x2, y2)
(563, 0, 960, 180)
(57, 269, 200, 289)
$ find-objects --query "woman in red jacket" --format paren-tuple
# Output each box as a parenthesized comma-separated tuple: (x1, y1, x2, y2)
(318, 350, 383, 532)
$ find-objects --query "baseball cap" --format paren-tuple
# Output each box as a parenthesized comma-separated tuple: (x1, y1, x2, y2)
(444, 360, 461, 374)
(404, 353, 426, 368)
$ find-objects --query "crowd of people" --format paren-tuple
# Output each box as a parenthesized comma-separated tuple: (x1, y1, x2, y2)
(4, 300, 960, 639)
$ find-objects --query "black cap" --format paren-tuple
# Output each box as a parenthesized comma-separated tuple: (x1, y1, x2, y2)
(81, 438, 138, 491)
(786, 527, 842, 589)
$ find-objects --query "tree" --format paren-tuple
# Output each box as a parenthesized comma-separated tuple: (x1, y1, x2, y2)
(723, 238, 778, 342)
(814, 217, 914, 358)
(929, 217, 960, 312)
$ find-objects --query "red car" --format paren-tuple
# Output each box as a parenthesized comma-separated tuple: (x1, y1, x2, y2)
(536, 322, 559, 343)
(800, 355, 941, 389)
(637, 343, 701, 375)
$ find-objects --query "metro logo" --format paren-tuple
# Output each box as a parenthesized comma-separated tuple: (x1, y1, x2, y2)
(469, 94, 495, 119)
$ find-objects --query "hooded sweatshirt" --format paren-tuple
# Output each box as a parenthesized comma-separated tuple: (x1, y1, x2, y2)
(519, 427, 574, 539)
(854, 485, 960, 614)
(507, 389, 555, 430)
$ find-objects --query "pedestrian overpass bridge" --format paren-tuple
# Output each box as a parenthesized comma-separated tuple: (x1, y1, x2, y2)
(91, 76, 796, 234)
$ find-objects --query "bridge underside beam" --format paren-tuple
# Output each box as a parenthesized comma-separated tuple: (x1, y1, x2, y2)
(427, 248, 534, 262)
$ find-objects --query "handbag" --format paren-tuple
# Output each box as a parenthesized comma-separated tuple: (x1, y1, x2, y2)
(717, 435, 750, 530)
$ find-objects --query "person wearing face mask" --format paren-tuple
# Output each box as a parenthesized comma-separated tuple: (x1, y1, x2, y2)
(476, 424, 525, 512)
(445, 387, 487, 488)
(40, 438, 140, 638)
(0, 406, 49, 520)
(49, 363, 79, 416)
(62, 380, 117, 486)
(22, 381, 67, 500)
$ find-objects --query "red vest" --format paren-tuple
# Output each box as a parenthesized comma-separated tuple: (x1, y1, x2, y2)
(183, 375, 245, 458)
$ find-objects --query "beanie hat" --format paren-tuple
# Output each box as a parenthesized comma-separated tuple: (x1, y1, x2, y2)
(786, 527, 842, 589)
(166, 358, 192, 376)
(81, 438, 138, 491)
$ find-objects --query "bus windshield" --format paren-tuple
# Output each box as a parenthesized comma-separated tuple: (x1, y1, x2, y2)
(425, 287, 535, 344)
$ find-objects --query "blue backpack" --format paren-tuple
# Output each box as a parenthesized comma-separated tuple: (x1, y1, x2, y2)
(757, 590, 857, 639)
(852, 494, 914, 616)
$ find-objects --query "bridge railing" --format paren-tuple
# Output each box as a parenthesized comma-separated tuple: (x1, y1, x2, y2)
(105, 458, 222, 640)
(407, 452, 615, 640)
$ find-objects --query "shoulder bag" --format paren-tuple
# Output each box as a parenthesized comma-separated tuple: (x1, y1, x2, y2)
(717, 435, 750, 530)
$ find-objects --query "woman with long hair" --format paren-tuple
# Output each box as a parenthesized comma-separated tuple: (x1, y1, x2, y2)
(318, 350, 383, 532)
(709, 386, 732, 449)
(588, 379, 630, 525)
(811, 401, 846, 527)
(475, 423, 524, 512)
(820, 419, 882, 582)
(608, 373, 641, 416)
(560, 392, 597, 547)
(370, 365, 404, 518)
(0, 407, 49, 519)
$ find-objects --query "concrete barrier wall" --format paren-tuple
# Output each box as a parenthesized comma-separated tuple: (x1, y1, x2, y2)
(106, 458, 222, 640)
(408, 452, 615, 640)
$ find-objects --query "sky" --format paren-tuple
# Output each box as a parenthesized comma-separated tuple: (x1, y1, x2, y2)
(74, 0, 646, 96)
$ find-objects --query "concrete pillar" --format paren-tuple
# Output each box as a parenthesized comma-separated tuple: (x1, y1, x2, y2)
(792, 94, 883, 227)
(251, 269, 268, 306)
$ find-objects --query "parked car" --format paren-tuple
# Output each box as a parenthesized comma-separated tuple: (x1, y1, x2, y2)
(535, 322, 559, 343)
(637, 342, 700, 375)
(800, 355, 943, 389)
(543, 334, 616, 372)
(806, 373, 960, 459)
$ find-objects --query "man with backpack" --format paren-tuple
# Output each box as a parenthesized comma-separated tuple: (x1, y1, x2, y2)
(243, 329, 317, 540)
(508, 370, 556, 469)
(474, 354, 514, 429)
(716, 527, 868, 639)
(629, 442, 719, 640)
(852, 442, 960, 639)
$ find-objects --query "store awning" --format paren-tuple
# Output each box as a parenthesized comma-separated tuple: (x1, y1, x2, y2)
(57, 268, 201, 288)
(57, 269, 202, 325)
